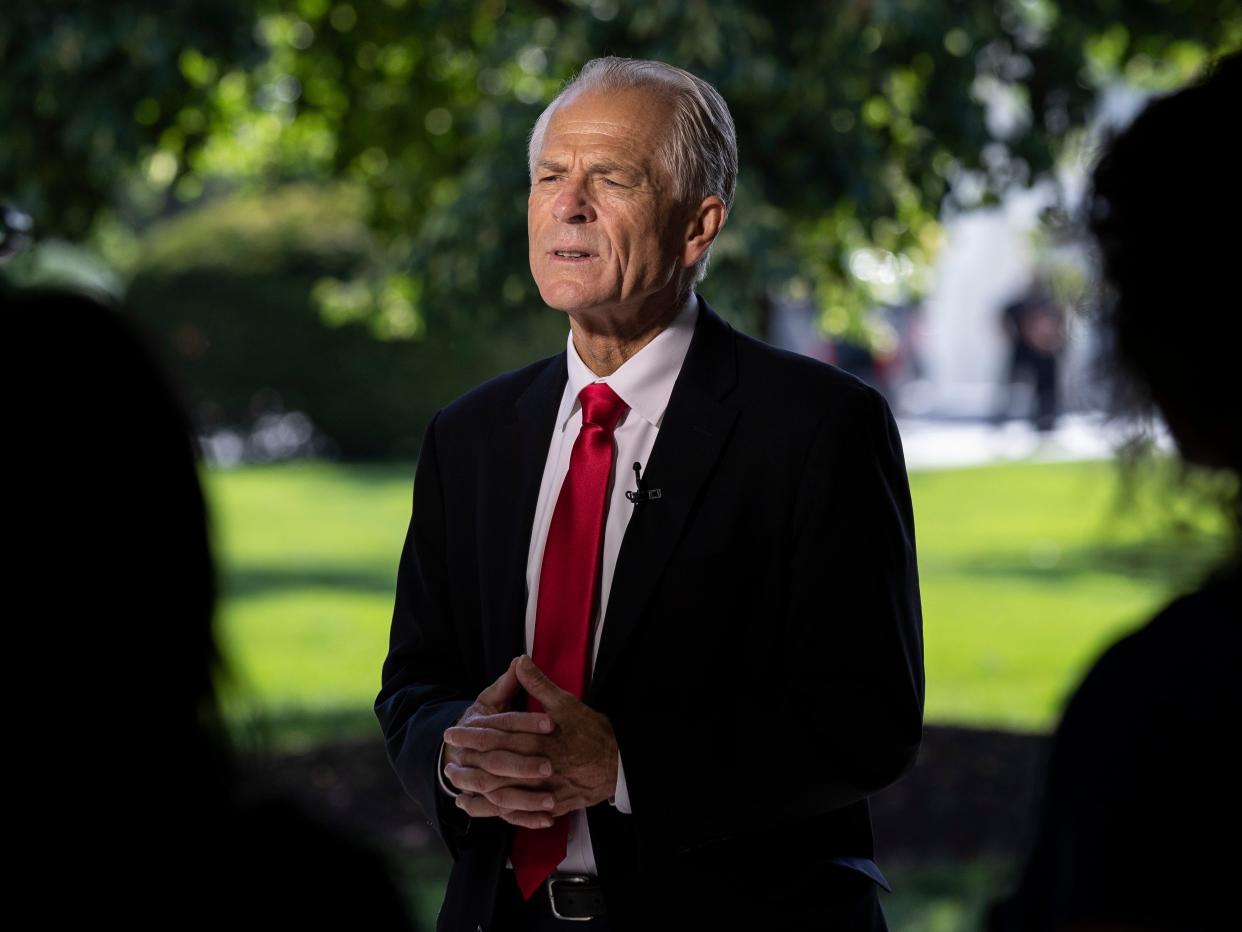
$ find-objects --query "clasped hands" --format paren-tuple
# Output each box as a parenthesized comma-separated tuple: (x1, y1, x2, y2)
(442, 654, 619, 829)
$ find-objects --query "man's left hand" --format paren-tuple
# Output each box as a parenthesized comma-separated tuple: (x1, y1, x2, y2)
(443, 655, 619, 820)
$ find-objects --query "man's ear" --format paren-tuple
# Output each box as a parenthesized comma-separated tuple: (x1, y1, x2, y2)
(681, 195, 727, 270)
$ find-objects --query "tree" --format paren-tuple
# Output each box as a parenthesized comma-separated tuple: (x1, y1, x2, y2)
(4, 0, 1238, 340)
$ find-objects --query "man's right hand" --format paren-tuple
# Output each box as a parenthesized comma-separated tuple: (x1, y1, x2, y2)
(442, 657, 557, 829)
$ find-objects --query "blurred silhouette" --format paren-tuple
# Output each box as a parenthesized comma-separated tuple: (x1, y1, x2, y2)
(817, 302, 923, 410)
(987, 52, 1241, 932)
(5, 283, 417, 927)
(0, 203, 33, 260)
(991, 284, 1066, 433)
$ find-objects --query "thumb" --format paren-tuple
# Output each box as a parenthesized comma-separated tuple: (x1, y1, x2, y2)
(515, 655, 573, 711)
(477, 656, 521, 709)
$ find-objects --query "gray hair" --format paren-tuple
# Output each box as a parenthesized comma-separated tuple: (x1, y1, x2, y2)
(527, 56, 738, 286)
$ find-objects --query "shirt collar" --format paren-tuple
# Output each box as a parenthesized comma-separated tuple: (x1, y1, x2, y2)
(559, 291, 699, 432)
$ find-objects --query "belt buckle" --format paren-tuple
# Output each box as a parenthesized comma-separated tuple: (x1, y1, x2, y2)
(546, 872, 599, 922)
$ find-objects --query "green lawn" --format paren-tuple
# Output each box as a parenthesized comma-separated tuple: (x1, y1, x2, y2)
(908, 457, 1230, 730)
(203, 456, 1232, 749)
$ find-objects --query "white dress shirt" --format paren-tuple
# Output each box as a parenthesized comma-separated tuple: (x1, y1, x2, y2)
(438, 290, 699, 876)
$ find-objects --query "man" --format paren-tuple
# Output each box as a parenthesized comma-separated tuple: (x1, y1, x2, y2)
(376, 57, 924, 931)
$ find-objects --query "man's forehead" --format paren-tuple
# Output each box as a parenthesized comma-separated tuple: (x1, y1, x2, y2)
(541, 86, 675, 150)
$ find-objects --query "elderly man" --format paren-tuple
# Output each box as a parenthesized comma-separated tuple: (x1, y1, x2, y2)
(376, 57, 924, 931)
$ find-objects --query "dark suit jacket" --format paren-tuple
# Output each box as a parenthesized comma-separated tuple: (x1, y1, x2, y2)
(375, 295, 924, 930)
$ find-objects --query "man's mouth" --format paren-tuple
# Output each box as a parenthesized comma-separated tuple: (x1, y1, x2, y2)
(549, 249, 596, 262)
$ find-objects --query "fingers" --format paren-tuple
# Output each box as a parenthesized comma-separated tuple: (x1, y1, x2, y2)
(443, 706, 551, 767)
(476, 657, 522, 709)
(514, 655, 574, 712)
(459, 747, 553, 780)
(444, 748, 551, 795)
(480, 785, 557, 813)
(444, 763, 533, 795)
(455, 792, 554, 829)
(449, 768, 588, 822)
(445, 725, 546, 755)
(471, 710, 555, 735)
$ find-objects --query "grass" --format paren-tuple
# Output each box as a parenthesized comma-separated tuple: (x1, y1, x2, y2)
(205, 460, 414, 748)
(908, 457, 1231, 730)
(880, 858, 1017, 932)
(202, 456, 1233, 749)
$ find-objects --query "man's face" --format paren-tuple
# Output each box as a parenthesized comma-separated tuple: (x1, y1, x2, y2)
(527, 87, 687, 318)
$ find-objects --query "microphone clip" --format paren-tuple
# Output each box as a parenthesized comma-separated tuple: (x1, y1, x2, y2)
(625, 461, 662, 504)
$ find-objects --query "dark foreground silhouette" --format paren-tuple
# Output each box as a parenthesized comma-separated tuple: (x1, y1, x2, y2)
(6, 284, 418, 927)
(987, 51, 1242, 932)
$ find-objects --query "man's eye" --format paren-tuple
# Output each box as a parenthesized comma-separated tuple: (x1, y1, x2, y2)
(539, 175, 561, 183)
(603, 178, 623, 188)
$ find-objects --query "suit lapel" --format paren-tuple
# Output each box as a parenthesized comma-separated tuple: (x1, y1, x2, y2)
(588, 296, 740, 701)
(484, 352, 567, 666)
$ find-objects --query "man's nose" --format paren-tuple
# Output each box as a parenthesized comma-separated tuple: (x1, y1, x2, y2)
(551, 179, 596, 223)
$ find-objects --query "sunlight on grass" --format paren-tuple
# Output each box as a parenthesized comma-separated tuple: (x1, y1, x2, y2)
(909, 458, 1231, 730)
(202, 456, 1232, 747)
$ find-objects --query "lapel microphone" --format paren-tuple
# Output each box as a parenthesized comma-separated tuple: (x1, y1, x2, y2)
(625, 461, 662, 503)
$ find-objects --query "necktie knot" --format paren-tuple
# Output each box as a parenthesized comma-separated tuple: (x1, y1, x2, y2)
(579, 382, 629, 433)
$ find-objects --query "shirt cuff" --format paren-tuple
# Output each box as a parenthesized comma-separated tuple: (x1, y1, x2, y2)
(610, 747, 632, 814)
(437, 741, 461, 798)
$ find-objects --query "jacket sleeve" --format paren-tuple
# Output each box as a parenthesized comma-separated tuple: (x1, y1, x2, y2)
(374, 409, 475, 855)
(775, 383, 925, 815)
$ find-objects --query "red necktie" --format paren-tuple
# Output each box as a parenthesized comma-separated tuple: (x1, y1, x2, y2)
(510, 381, 629, 900)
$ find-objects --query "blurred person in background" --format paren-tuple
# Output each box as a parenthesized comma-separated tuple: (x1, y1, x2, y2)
(991, 283, 1066, 433)
(4, 280, 417, 928)
(987, 50, 1241, 932)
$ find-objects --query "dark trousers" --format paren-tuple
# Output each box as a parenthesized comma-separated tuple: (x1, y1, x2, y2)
(489, 869, 612, 932)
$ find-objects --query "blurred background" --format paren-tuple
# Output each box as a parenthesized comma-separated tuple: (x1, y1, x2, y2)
(3, 1, 1239, 927)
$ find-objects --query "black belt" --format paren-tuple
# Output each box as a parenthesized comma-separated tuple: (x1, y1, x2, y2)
(545, 872, 606, 921)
